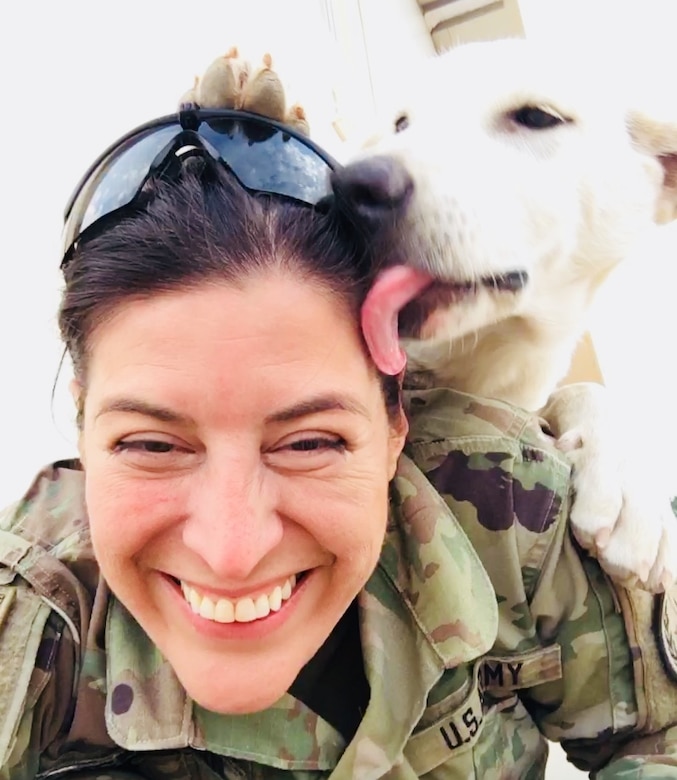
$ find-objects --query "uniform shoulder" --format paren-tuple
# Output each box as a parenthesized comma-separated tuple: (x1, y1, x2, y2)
(404, 387, 571, 573)
(0, 462, 91, 772)
(0, 460, 91, 561)
(405, 386, 560, 455)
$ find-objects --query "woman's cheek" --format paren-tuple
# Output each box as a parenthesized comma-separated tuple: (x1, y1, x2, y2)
(85, 468, 186, 551)
(282, 472, 389, 559)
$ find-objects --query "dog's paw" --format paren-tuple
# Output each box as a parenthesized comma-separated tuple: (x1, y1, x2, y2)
(178, 49, 310, 134)
(284, 103, 310, 136)
(193, 46, 250, 110)
(241, 52, 286, 122)
(598, 486, 677, 592)
(540, 382, 676, 593)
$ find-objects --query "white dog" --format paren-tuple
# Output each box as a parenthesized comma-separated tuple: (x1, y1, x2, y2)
(329, 38, 677, 592)
(181, 42, 676, 591)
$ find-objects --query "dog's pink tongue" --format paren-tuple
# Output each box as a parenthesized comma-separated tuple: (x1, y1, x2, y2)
(362, 265, 433, 375)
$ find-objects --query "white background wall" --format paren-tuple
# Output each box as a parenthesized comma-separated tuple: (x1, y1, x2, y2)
(0, 4, 675, 776)
(0, 0, 343, 500)
(0, 0, 435, 501)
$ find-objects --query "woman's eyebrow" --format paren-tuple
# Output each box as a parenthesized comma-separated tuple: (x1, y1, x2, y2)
(94, 394, 371, 425)
(95, 398, 195, 425)
(265, 394, 371, 423)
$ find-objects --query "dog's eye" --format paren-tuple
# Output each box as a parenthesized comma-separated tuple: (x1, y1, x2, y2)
(394, 114, 410, 133)
(510, 105, 569, 130)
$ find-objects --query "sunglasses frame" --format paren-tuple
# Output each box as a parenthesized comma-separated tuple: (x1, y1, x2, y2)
(62, 108, 340, 266)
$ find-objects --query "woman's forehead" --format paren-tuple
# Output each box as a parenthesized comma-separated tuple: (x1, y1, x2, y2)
(83, 275, 375, 414)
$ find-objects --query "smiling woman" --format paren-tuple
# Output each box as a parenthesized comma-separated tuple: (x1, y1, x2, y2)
(79, 274, 402, 716)
(2, 104, 677, 780)
(56, 113, 405, 722)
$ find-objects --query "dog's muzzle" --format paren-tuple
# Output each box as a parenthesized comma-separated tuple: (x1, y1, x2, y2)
(361, 265, 529, 375)
(398, 270, 529, 338)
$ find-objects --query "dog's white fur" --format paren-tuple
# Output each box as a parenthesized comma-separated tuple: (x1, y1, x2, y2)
(356, 38, 677, 590)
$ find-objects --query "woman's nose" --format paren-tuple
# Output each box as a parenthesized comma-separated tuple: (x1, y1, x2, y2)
(181, 457, 283, 580)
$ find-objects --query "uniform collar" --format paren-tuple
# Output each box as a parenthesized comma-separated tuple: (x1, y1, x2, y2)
(104, 454, 497, 775)
(332, 454, 498, 776)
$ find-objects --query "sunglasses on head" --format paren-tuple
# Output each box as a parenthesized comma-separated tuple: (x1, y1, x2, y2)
(61, 108, 339, 267)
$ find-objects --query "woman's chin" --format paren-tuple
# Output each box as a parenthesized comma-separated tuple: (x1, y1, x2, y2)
(185, 671, 297, 715)
(169, 643, 314, 715)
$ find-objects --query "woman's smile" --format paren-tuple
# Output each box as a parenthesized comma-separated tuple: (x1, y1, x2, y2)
(156, 569, 319, 642)
(179, 572, 300, 623)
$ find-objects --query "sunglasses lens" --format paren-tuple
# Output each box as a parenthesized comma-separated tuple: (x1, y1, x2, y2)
(62, 112, 337, 264)
(63, 125, 181, 255)
(197, 117, 333, 204)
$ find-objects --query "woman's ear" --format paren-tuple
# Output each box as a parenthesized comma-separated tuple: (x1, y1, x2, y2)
(69, 378, 82, 415)
(387, 405, 408, 480)
(69, 379, 86, 464)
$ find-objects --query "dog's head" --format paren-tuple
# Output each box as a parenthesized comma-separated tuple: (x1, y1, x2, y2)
(331, 39, 677, 375)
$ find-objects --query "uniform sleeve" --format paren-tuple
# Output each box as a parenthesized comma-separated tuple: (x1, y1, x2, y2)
(520, 503, 677, 778)
(593, 729, 677, 779)
(379, 386, 677, 777)
(412, 420, 677, 778)
(0, 585, 74, 780)
(570, 587, 677, 778)
(1, 710, 40, 780)
(0, 466, 92, 779)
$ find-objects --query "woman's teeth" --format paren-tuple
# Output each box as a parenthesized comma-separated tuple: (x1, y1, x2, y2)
(180, 575, 297, 624)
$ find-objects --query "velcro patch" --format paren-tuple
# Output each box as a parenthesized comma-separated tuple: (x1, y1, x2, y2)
(656, 590, 677, 682)
(404, 663, 485, 776)
(480, 644, 562, 693)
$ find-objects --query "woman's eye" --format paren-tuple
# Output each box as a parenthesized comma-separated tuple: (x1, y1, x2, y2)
(270, 432, 348, 456)
(509, 105, 570, 130)
(286, 437, 346, 453)
(111, 437, 194, 472)
(114, 439, 180, 455)
(266, 433, 348, 472)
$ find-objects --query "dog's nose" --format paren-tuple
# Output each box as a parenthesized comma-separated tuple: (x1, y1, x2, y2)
(331, 156, 413, 221)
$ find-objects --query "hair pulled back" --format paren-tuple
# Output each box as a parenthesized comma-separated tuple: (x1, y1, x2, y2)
(58, 157, 400, 414)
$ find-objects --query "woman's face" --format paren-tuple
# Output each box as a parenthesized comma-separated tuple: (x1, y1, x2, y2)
(77, 271, 406, 714)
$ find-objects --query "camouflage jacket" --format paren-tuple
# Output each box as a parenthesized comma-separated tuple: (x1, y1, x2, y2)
(1, 387, 677, 780)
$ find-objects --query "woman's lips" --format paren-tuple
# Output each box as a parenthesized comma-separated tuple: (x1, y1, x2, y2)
(161, 570, 312, 640)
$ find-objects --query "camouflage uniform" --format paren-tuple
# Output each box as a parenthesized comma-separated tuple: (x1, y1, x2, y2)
(1, 386, 677, 779)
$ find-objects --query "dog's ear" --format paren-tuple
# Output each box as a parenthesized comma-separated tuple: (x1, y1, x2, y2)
(628, 110, 677, 223)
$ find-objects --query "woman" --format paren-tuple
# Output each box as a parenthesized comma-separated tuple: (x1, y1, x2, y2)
(0, 108, 675, 780)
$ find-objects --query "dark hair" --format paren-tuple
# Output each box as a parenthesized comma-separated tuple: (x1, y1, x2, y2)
(59, 157, 400, 419)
